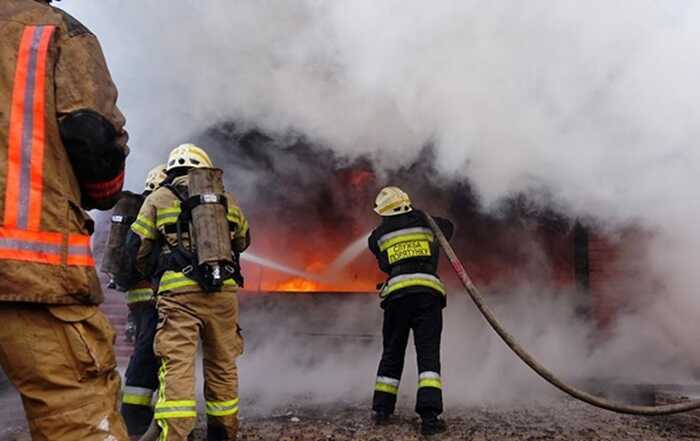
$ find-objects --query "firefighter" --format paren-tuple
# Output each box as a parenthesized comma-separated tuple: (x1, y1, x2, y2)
(131, 143, 249, 441)
(113, 165, 167, 439)
(368, 186, 454, 436)
(0, 1, 130, 440)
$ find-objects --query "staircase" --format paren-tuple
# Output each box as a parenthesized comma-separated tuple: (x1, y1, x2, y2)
(100, 287, 133, 365)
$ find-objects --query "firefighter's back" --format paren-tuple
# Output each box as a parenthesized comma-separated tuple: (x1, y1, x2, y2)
(0, 2, 129, 439)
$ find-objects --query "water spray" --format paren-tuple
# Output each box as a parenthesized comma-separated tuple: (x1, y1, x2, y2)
(241, 252, 323, 281)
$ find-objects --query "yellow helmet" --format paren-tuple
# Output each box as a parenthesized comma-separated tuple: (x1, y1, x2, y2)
(144, 164, 167, 192)
(166, 143, 214, 171)
(374, 186, 412, 216)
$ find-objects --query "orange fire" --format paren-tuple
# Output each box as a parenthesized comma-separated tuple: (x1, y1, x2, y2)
(273, 277, 322, 292)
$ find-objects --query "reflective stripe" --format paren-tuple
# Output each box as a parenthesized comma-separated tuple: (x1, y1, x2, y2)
(159, 270, 236, 293)
(155, 359, 197, 422)
(67, 234, 95, 266)
(0, 228, 93, 266)
(123, 386, 154, 406)
(131, 216, 157, 239)
(156, 206, 181, 228)
(126, 287, 155, 304)
(377, 227, 434, 252)
(380, 273, 445, 298)
(159, 271, 198, 292)
(5, 25, 55, 231)
(154, 400, 197, 419)
(227, 208, 249, 236)
(206, 398, 240, 417)
(418, 371, 443, 390)
(374, 376, 400, 395)
(156, 361, 169, 438)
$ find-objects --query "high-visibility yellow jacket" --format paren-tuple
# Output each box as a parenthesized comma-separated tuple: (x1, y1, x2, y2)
(0, 1, 128, 304)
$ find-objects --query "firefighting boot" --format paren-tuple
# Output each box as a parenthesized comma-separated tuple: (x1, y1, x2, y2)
(420, 416, 447, 436)
(373, 411, 391, 426)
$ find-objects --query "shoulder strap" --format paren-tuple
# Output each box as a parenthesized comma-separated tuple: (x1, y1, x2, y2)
(164, 184, 186, 202)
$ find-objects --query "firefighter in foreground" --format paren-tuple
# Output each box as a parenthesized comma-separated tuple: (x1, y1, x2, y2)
(131, 143, 249, 441)
(0, 0, 130, 439)
(102, 165, 167, 439)
(369, 187, 454, 436)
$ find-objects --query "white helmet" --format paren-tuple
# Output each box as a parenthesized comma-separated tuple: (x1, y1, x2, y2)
(166, 143, 214, 171)
(144, 164, 167, 192)
(374, 186, 413, 216)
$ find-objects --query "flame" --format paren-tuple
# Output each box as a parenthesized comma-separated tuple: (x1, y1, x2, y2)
(273, 277, 323, 292)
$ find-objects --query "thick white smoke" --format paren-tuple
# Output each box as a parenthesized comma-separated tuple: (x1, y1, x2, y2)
(52, 0, 700, 410)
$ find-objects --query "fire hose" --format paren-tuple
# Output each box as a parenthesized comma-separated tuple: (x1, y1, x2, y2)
(425, 214, 700, 416)
(136, 213, 700, 441)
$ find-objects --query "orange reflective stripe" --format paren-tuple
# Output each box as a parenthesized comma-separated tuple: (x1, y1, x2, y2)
(0, 227, 61, 244)
(0, 27, 92, 268)
(0, 227, 61, 264)
(67, 234, 94, 267)
(4, 25, 55, 231)
(27, 26, 54, 230)
(67, 254, 95, 266)
(0, 229, 94, 267)
(5, 27, 34, 228)
(0, 249, 60, 265)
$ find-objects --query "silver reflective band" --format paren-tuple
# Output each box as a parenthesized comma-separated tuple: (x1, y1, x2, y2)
(16, 26, 48, 230)
(386, 273, 442, 285)
(377, 227, 433, 248)
(419, 371, 441, 380)
(376, 376, 400, 387)
(123, 386, 155, 396)
(0, 238, 61, 254)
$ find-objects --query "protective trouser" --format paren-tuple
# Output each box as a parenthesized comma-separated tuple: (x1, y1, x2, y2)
(154, 291, 243, 441)
(122, 300, 159, 436)
(373, 292, 443, 418)
(0, 303, 128, 441)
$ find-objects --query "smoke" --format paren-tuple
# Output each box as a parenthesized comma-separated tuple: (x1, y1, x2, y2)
(49, 0, 700, 413)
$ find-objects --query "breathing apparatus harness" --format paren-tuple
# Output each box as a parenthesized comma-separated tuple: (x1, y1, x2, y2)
(157, 183, 244, 292)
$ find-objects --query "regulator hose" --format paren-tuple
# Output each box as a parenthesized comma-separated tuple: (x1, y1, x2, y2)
(426, 214, 700, 416)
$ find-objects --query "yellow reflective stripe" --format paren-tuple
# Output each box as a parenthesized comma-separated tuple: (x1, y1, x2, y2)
(381, 279, 446, 298)
(227, 208, 249, 236)
(156, 207, 181, 228)
(226, 210, 241, 223)
(418, 379, 443, 389)
(239, 218, 249, 236)
(159, 271, 237, 292)
(206, 398, 240, 416)
(156, 360, 169, 437)
(159, 271, 198, 292)
(155, 409, 197, 419)
(156, 400, 197, 408)
(131, 217, 158, 239)
(123, 393, 152, 406)
(379, 233, 434, 252)
(374, 383, 399, 395)
(155, 400, 197, 419)
(126, 288, 154, 304)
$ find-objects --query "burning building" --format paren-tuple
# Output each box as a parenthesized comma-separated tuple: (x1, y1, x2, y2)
(100, 124, 654, 363)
